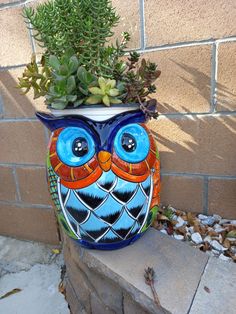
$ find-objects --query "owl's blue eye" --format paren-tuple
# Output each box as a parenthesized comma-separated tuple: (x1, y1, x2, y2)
(57, 127, 95, 166)
(114, 124, 150, 163)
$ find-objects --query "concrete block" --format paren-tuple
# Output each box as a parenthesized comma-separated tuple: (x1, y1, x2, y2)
(66, 228, 208, 314)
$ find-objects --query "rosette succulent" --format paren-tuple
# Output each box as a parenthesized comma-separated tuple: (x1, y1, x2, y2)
(86, 77, 122, 106)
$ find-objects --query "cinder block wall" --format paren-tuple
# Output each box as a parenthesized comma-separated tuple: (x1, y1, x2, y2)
(0, 0, 235, 244)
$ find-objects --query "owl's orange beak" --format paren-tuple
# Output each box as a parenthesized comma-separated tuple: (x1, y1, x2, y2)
(97, 151, 112, 172)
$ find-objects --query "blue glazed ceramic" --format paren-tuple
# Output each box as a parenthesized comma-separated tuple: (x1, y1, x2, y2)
(36, 107, 160, 250)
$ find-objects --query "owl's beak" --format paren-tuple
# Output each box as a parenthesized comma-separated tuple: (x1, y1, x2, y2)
(97, 151, 112, 172)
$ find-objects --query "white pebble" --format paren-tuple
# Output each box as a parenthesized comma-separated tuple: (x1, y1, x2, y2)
(172, 214, 178, 221)
(201, 217, 216, 226)
(198, 214, 208, 220)
(175, 216, 186, 228)
(204, 235, 212, 243)
(231, 246, 236, 254)
(174, 234, 184, 241)
(227, 237, 236, 242)
(214, 227, 226, 233)
(160, 229, 168, 235)
(219, 219, 231, 225)
(212, 249, 220, 256)
(188, 226, 195, 234)
(213, 214, 222, 222)
(210, 240, 227, 252)
(191, 232, 203, 244)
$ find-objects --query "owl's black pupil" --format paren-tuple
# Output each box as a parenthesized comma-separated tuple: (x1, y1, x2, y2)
(72, 137, 88, 157)
(121, 133, 136, 152)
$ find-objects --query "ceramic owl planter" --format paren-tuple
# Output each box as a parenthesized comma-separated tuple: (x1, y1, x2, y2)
(36, 105, 160, 250)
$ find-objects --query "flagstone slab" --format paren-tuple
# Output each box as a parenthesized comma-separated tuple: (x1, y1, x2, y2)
(189, 257, 236, 314)
(67, 228, 209, 314)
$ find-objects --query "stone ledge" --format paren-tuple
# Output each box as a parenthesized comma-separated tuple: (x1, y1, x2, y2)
(63, 228, 209, 314)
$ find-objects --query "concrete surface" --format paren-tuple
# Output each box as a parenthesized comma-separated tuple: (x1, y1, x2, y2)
(0, 236, 69, 314)
(189, 257, 236, 314)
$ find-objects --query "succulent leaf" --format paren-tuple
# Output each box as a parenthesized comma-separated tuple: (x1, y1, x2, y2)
(98, 77, 106, 93)
(89, 87, 104, 96)
(108, 88, 119, 97)
(49, 55, 60, 71)
(86, 95, 103, 104)
(102, 95, 110, 106)
(110, 97, 122, 104)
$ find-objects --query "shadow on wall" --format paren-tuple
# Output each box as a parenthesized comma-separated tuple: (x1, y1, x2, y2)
(0, 70, 47, 119)
(157, 60, 235, 113)
(152, 59, 236, 172)
(150, 61, 236, 212)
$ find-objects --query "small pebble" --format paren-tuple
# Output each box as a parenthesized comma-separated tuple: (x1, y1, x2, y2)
(214, 227, 225, 233)
(191, 232, 203, 244)
(204, 235, 212, 243)
(174, 234, 184, 241)
(175, 216, 186, 228)
(172, 214, 178, 221)
(188, 226, 195, 234)
(227, 238, 236, 242)
(198, 214, 208, 220)
(219, 219, 231, 225)
(212, 249, 220, 256)
(160, 229, 168, 235)
(231, 246, 236, 254)
(210, 240, 227, 252)
(201, 217, 215, 226)
(213, 214, 222, 222)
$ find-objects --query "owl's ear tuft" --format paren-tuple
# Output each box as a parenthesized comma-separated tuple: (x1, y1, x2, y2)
(35, 112, 61, 131)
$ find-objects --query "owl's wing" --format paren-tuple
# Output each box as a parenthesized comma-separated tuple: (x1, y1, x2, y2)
(47, 154, 78, 240)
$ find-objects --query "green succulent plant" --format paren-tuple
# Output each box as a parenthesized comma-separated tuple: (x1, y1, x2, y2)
(18, 0, 161, 113)
(86, 77, 122, 106)
(23, 0, 120, 74)
(17, 54, 51, 99)
(45, 52, 79, 109)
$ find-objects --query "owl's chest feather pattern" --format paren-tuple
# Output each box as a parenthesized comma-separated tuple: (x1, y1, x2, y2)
(58, 170, 153, 244)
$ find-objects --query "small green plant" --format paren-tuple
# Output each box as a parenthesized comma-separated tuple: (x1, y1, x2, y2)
(18, 54, 51, 99)
(18, 0, 161, 112)
(86, 77, 122, 106)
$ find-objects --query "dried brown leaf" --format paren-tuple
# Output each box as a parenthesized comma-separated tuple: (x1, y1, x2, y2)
(223, 238, 231, 249)
(200, 242, 211, 252)
(0, 288, 22, 300)
(187, 212, 195, 226)
(175, 226, 187, 235)
(207, 230, 218, 237)
(193, 222, 200, 233)
(58, 282, 66, 295)
(204, 286, 211, 293)
(156, 214, 170, 221)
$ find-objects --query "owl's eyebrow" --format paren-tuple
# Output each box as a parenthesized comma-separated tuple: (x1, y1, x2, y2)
(35, 112, 95, 132)
(36, 110, 146, 132)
